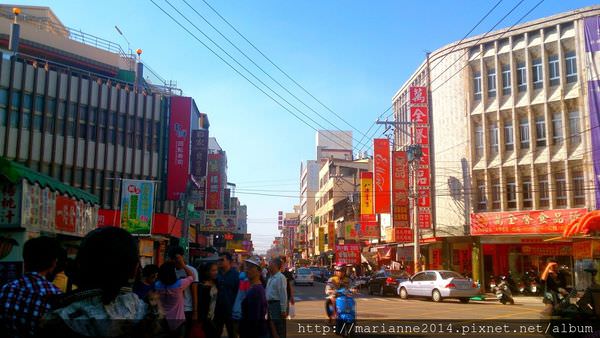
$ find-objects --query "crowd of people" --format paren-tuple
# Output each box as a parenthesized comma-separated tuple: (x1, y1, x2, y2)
(0, 227, 297, 338)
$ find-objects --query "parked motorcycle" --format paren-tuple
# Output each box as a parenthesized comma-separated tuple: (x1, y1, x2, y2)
(494, 276, 515, 305)
(325, 288, 356, 337)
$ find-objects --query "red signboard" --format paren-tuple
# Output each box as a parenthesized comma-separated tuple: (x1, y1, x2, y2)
(328, 221, 335, 248)
(410, 106, 429, 124)
(335, 244, 361, 265)
(394, 227, 413, 243)
(417, 168, 430, 187)
(417, 189, 431, 208)
(392, 151, 409, 228)
(373, 139, 391, 214)
(167, 97, 192, 200)
(409, 86, 428, 105)
(206, 153, 225, 210)
(360, 172, 374, 215)
(420, 147, 429, 166)
(360, 214, 379, 239)
(414, 126, 429, 145)
(521, 244, 572, 257)
(55, 195, 77, 233)
(97, 209, 121, 227)
(418, 211, 432, 229)
(470, 208, 587, 235)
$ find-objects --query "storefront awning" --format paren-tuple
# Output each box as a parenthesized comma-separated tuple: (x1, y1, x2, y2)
(0, 157, 98, 204)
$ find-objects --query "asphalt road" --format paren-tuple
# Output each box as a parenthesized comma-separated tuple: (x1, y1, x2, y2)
(293, 281, 546, 320)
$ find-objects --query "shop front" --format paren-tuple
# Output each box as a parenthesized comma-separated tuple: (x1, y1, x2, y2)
(0, 158, 99, 285)
(471, 208, 587, 290)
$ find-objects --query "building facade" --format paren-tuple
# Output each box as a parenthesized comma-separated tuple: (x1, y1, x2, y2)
(392, 5, 600, 288)
(300, 159, 318, 257)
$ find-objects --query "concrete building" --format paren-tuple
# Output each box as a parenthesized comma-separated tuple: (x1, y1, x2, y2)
(300, 159, 319, 257)
(392, 5, 600, 288)
(316, 130, 353, 160)
(314, 158, 371, 258)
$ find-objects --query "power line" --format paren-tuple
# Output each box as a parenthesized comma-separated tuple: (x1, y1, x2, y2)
(196, 0, 372, 149)
(151, 0, 355, 152)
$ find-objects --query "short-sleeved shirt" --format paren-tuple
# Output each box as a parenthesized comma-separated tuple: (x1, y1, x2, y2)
(240, 284, 268, 338)
(0, 272, 62, 337)
(282, 270, 294, 302)
(155, 276, 194, 330)
(175, 265, 199, 312)
(133, 281, 154, 301)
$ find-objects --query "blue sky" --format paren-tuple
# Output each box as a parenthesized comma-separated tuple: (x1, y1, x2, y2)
(11, 0, 598, 252)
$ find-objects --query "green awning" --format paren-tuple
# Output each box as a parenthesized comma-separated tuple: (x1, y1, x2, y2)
(0, 157, 99, 205)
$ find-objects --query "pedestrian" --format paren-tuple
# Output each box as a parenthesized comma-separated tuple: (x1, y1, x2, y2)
(215, 252, 240, 338)
(279, 256, 295, 316)
(167, 246, 199, 338)
(155, 258, 195, 338)
(133, 264, 159, 302)
(0, 237, 63, 338)
(239, 257, 269, 338)
(541, 260, 562, 316)
(197, 262, 218, 338)
(40, 227, 164, 337)
(232, 264, 251, 322)
(266, 257, 287, 338)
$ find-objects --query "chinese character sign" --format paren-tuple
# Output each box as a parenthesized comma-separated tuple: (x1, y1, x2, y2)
(0, 181, 21, 228)
(392, 151, 409, 228)
(409, 86, 428, 105)
(373, 139, 391, 214)
(328, 221, 335, 249)
(334, 244, 360, 265)
(318, 227, 325, 252)
(360, 172, 374, 215)
(470, 208, 587, 235)
(55, 195, 77, 233)
(360, 214, 379, 239)
(120, 179, 155, 234)
(410, 106, 429, 124)
(167, 96, 192, 200)
(394, 227, 412, 243)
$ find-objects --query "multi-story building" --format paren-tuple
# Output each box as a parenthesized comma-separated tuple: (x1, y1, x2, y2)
(300, 159, 319, 257)
(0, 5, 210, 266)
(314, 158, 370, 260)
(392, 5, 600, 288)
(316, 130, 353, 160)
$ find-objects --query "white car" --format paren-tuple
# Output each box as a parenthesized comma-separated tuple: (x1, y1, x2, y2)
(294, 268, 314, 286)
(398, 270, 479, 303)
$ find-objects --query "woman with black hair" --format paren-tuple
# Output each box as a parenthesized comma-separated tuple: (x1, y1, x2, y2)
(155, 256, 194, 338)
(198, 262, 219, 338)
(40, 227, 164, 337)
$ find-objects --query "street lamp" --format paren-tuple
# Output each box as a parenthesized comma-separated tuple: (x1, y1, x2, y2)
(407, 144, 423, 273)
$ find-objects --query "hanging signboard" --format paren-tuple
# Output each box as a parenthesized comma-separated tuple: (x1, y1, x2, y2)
(360, 172, 374, 215)
(373, 139, 391, 214)
(120, 179, 155, 235)
(392, 151, 409, 228)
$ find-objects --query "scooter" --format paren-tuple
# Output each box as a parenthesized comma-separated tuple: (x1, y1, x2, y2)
(494, 277, 515, 305)
(325, 288, 356, 337)
(489, 275, 497, 293)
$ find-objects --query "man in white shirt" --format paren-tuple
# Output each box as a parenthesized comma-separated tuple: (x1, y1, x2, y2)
(266, 257, 287, 338)
(168, 246, 199, 338)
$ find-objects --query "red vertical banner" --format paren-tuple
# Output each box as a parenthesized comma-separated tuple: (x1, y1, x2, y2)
(392, 151, 409, 228)
(410, 86, 428, 105)
(167, 96, 192, 200)
(373, 138, 391, 214)
(360, 172, 374, 215)
(328, 221, 335, 249)
(410, 106, 429, 124)
(410, 86, 432, 230)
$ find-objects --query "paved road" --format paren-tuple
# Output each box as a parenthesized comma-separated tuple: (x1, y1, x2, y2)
(293, 282, 546, 320)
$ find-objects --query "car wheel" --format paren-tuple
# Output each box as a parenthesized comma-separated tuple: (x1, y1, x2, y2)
(432, 289, 442, 302)
(399, 287, 408, 300)
(379, 285, 385, 297)
(459, 297, 469, 303)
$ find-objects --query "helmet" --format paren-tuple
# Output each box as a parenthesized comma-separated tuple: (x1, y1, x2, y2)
(334, 263, 345, 271)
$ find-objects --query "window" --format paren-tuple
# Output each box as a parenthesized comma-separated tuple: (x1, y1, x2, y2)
(539, 175, 549, 207)
(502, 64, 511, 95)
(555, 173, 567, 207)
(33, 113, 42, 132)
(9, 109, 18, 128)
(487, 68, 496, 98)
(520, 118, 530, 149)
(565, 51, 577, 83)
(569, 111, 581, 144)
(473, 72, 482, 100)
(475, 125, 484, 157)
(573, 171, 585, 205)
(548, 55, 560, 86)
(504, 121, 514, 151)
(517, 62, 527, 92)
(492, 179, 501, 210)
(507, 178, 517, 209)
(522, 176, 532, 208)
(34, 95, 44, 113)
(532, 58, 543, 89)
(45, 114, 54, 134)
(535, 116, 546, 147)
(489, 122, 499, 154)
(0, 107, 5, 126)
(0, 89, 7, 106)
(22, 112, 30, 129)
(552, 112, 563, 145)
(23, 94, 32, 110)
(477, 181, 487, 211)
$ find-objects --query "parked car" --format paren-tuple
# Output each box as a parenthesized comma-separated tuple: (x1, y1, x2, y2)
(398, 270, 479, 303)
(320, 268, 332, 282)
(309, 266, 323, 281)
(367, 270, 407, 296)
(295, 267, 314, 286)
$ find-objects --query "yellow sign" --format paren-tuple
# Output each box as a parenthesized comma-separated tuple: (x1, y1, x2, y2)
(360, 172, 374, 215)
(318, 227, 325, 253)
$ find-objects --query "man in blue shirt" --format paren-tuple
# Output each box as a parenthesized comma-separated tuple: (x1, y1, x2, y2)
(215, 252, 239, 338)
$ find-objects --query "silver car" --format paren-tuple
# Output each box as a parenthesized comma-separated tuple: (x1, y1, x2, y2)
(398, 270, 479, 303)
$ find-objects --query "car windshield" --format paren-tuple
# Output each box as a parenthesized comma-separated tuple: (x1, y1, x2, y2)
(297, 269, 310, 275)
(439, 271, 464, 279)
(384, 270, 409, 278)
(309, 267, 320, 272)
